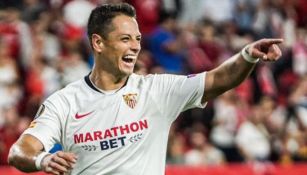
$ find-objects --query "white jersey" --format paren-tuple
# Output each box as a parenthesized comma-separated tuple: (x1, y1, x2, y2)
(24, 73, 206, 175)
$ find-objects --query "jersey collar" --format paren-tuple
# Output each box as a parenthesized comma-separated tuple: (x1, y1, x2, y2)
(84, 73, 100, 93)
(84, 72, 130, 94)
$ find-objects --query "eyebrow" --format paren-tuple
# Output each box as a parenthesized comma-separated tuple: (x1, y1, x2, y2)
(119, 34, 142, 38)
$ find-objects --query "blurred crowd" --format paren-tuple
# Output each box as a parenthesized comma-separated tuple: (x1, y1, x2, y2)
(0, 0, 307, 167)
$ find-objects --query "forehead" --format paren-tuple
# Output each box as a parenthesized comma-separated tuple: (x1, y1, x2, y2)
(109, 15, 141, 36)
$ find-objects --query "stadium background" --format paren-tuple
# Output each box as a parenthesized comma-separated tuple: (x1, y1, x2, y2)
(0, 0, 307, 174)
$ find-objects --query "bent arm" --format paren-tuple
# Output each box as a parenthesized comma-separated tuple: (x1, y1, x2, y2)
(202, 38, 283, 102)
(8, 134, 44, 172)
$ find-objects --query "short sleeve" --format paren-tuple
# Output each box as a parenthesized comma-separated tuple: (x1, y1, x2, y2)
(22, 93, 65, 152)
(149, 72, 206, 122)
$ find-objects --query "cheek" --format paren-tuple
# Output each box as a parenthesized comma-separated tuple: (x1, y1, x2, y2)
(111, 45, 127, 58)
(106, 47, 122, 62)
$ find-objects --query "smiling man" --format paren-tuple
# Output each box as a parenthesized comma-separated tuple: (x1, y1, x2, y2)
(8, 3, 283, 175)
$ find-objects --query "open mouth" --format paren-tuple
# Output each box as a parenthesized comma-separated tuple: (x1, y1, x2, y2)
(122, 55, 136, 64)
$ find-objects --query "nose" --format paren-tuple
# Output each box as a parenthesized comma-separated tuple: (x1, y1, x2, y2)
(130, 40, 141, 54)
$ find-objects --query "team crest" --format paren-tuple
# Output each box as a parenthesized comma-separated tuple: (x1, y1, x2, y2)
(123, 93, 138, 109)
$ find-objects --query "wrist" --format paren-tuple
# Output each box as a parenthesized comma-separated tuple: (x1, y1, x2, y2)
(241, 45, 259, 63)
(35, 152, 51, 170)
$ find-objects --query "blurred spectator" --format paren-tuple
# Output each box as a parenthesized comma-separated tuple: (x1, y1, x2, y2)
(63, 0, 95, 27)
(252, 0, 274, 39)
(23, 57, 60, 117)
(185, 124, 225, 166)
(295, 0, 307, 27)
(236, 104, 271, 162)
(202, 0, 234, 24)
(167, 124, 186, 164)
(2, 8, 33, 68)
(127, 0, 161, 37)
(148, 10, 187, 74)
(292, 28, 307, 77)
(21, 0, 47, 23)
(0, 38, 21, 110)
(57, 51, 90, 86)
(273, 75, 307, 163)
(177, 0, 205, 28)
(288, 75, 307, 129)
(234, 0, 254, 34)
(191, 19, 223, 72)
(210, 90, 244, 162)
(254, 96, 287, 162)
(0, 107, 27, 165)
(276, 1, 297, 48)
(29, 10, 61, 65)
(257, 63, 278, 97)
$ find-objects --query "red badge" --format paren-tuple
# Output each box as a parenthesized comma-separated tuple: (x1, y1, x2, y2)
(123, 93, 138, 109)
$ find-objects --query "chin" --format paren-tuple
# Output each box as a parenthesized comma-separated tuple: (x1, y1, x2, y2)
(120, 67, 135, 76)
(125, 70, 134, 75)
(118, 69, 133, 77)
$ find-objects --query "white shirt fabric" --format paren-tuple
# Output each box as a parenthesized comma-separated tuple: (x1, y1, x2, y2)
(23, 72, 206, 175)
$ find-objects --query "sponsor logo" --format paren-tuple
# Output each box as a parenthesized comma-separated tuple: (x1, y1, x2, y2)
(74, 119, 148, 151)
(123, 93, 138, 109)
(75, 111, 94, 119)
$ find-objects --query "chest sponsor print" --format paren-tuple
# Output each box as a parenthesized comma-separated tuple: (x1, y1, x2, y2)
(74, 119, 148, 152)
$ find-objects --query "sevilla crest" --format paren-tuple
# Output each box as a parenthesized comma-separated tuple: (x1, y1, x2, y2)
(123, 93, 138, 109)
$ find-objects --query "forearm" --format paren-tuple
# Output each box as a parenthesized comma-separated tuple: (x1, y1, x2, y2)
(218, 53, 256, 89)
(8, 135, 44, 172)
(204, 53, 256, 101)
(9, 135, 77, 174)
(8, 145, 39, 172)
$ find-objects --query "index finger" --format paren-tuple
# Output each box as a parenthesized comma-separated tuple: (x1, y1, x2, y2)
(261, 38, 284, 45)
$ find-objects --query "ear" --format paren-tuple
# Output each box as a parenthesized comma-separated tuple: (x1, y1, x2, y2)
(91, 34, 104, 53)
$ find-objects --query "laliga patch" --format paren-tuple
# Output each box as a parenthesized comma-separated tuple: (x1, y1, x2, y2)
(34, 104, 45, 119)
(187, 74, 196, 78)
(123, 93, 138, 109)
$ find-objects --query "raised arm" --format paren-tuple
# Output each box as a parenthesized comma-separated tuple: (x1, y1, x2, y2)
(8, 134, 77, 174)
(202, 38, 283, 102)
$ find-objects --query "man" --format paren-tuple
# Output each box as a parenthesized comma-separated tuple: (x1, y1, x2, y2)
(8, 3, 282, 175)
(148, 10, 186, 74)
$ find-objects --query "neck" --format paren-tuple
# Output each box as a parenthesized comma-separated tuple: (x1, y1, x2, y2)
(90, 66, 129, 91)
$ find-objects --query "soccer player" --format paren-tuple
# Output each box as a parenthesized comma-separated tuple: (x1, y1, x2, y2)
(8, 3, 283, 175)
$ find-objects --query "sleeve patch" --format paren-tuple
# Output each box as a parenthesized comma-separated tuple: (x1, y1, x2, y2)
(34, 104, 45, 119)
(28, 121, 37, 128)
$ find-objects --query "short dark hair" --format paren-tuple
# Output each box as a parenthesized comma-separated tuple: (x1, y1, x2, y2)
(87, 3, 136, 41)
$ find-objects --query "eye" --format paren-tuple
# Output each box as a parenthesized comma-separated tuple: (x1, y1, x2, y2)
(136, 37, 142, 42)
(121, 37, 129, 42)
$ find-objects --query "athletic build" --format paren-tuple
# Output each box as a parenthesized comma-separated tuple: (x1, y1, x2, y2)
(8, 3, 283, 175)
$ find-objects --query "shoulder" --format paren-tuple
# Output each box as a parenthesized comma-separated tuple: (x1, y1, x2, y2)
(46, 79, 84, 104)
(130, 73, 184, 84)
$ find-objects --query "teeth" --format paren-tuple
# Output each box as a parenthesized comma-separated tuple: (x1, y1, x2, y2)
(123, 55, 136, 59)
